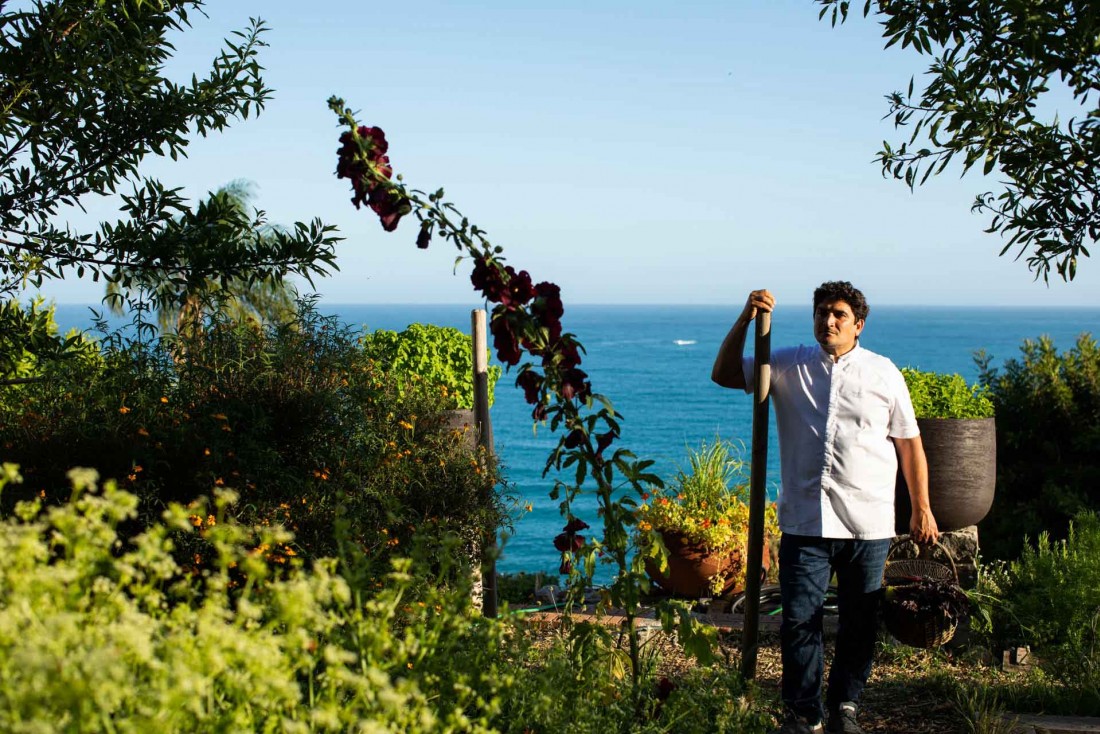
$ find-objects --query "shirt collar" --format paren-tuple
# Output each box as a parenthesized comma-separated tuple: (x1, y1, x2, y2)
(818, 341, 862, 365)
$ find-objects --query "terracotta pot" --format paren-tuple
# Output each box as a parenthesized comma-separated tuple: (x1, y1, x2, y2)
(644, 530, 768, 599)
(895, 417, 996, 534)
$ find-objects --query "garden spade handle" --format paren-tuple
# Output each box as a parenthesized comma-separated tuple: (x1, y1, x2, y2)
(740, 311, 771, 680)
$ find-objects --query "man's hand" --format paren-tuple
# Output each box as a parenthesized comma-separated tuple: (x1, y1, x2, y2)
(713, 288, 775, 389)
(910, 507, 939, 545)
(741, 289, 775, 323)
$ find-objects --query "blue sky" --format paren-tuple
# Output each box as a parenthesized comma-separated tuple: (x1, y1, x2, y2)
(39, 0, 1100, 307)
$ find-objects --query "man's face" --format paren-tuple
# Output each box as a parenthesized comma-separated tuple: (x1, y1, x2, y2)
(814, 299, 864, 356)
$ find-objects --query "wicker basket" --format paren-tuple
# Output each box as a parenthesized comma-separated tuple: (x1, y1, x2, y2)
(881, 540, 962, 648)
(882, 585, 959, 647)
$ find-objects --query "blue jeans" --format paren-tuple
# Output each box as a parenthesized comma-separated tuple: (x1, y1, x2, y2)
(778, 534, 891, 723)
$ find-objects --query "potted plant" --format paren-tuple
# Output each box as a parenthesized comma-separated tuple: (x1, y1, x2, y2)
(637, 439, 779, 598)
(896, 368, 996, 533)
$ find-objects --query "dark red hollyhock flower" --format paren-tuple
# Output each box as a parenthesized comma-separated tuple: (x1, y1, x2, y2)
(563, 518, 589, 534)
(470, 257, 508, 303)
(559, 560, 572, 574)
(515, 370, 543, 405)
(564, 429, 585, 449)
(490, 315, 523, 366)
(553, 338, 583, 371)
(362, 126, 392, 174)
(336, 127, 392, 198)
(531, 282, 564, 342)
(560, 367, 590, 402)
(368, 186, 408, 232)
(416, 222, 432, 249)
(553, 532, 585, 553)
(655, 677, 676, 702)
(500, 268, 536, 308)
(532, 404, 549, 421)
(595, 431, 617, 457)
(534, 282, 563, 318)
(336, 126, 407, 230)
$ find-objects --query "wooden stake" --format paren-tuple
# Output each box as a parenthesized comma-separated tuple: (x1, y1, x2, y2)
(472, 309, 497, 617)
(740, 311, 771, 680)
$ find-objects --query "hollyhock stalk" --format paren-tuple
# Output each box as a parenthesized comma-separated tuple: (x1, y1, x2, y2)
(328, 96, 717, 701)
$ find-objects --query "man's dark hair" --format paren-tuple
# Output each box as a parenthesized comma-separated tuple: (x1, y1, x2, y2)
(813, 281, 870, 322)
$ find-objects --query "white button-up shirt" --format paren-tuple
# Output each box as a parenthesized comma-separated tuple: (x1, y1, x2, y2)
(743, 343, 918, 539)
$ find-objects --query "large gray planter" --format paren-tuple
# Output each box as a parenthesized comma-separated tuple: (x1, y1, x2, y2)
(437, 409, 478, 451)
(895, 417, 996, 534)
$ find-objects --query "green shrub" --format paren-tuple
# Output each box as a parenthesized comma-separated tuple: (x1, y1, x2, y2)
(901, 367, 994, 419)
(0, 298, 101, 384)
(0, 304, 506, 567)
(977, 334, 1100, 560)
(360, 322, 502, 409)
(0, 465, 519, 732)
(0, 465, 772, 733)
(495, 571, 561, 607)
(982, 511, 1100, 712)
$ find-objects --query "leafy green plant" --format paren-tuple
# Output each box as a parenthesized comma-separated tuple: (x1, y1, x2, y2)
(0, 302, 507, 567)
(977, 334, 1100, 560)
(361, 323, 502, 409)
(901, 367, 994, 419)
(637, 440, 779, 595)
(0, 464, 774, 733)
(0, 298, 101, 385)
(0, 2, 340, 313)
(819, 1, 1100, 282)
(982, 512, 1100, 711)
(953, 688, 1018, 734)
(495, 571, 560, 607)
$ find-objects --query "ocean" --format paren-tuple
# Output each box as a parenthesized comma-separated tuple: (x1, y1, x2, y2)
(53, 303, 1100, 578)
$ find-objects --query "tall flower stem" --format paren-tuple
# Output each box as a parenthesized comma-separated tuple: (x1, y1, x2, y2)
(328, 96, 718, 707)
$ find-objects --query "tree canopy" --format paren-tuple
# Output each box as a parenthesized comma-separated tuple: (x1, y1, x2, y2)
(0, 0, 340, 305)
(820, 0, 1100, 281)
(105, 181, 300, 336)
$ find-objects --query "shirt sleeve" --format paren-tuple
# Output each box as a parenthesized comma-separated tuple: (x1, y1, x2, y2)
(742, 346, 800, 395)
(886, 364, 920, 439)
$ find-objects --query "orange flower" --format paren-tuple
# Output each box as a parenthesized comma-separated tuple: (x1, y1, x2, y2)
(137, 427, 149, 437)
(118, 406, 131, 415)
(160, 396, 169, 404)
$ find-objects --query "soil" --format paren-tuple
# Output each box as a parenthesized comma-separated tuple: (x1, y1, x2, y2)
(655, 627, 1029, 733)
(525, 619, 1026, 733)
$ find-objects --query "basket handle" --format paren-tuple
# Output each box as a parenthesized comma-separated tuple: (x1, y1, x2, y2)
(887, 538, 958, 582)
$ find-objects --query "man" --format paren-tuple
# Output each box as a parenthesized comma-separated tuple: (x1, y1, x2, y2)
(711, 282, 938, 734)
